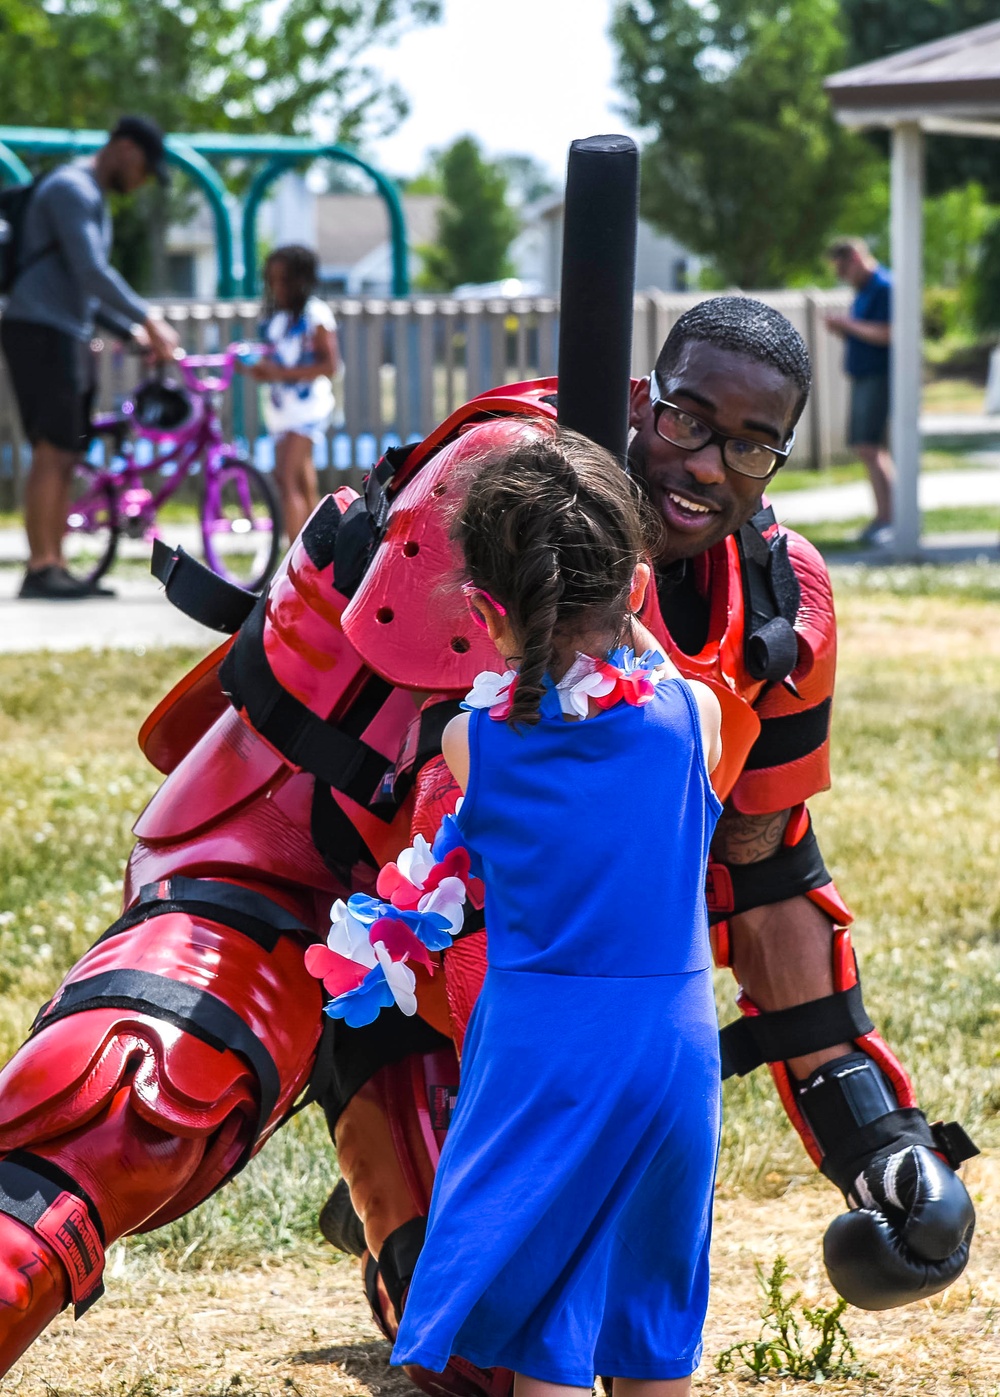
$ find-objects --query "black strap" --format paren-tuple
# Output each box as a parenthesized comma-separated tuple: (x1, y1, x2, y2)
(743, 697, 833, 771)
(316, 1009, 452, 1130)
(371, 699, 464, 811)
(32, 970, 280, 1170)
(931, 1119, 979, 1170)
(333, 444, 416, 597)
(819, 1107, 939, 1196)
(151, 538, 257, 634)
(0, 1154, 106, 1315)
(0, 1152, 106, 1248)
(707, 819, 830, 923)
(737, 504, 802, 686)
(219, 595, 396, 815)
(302, 494, 345, 571)
(719, 983, 874, 1079)
(377, 1215, 428, 1317)
(93, 877, 307, 955)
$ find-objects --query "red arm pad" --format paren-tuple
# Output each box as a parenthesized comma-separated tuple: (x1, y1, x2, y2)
(731, 531, 837, 816)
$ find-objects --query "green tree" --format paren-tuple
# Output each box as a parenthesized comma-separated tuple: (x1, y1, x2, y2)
(840, 0, 1000, 197)
(0, 0, 440, 291)
(417, 137, 520, 291)
(612, 0, 863, 288)
(0, 0, 440, 141)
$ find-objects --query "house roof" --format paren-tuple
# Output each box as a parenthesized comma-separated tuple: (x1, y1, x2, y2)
(316, 192, 443, 268)
(825, 19, 1000, 128)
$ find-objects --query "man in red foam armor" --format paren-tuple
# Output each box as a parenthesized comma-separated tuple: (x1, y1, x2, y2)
(0, 297, 976, 1390)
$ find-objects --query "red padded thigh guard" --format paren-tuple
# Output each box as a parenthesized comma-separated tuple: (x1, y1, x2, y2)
(0, 912, 322, 1233)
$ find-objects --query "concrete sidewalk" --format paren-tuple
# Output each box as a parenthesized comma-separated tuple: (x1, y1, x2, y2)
(770, 457, 1000, 527)
(0, 570, 215, 653)
(2, 459, 998, 653)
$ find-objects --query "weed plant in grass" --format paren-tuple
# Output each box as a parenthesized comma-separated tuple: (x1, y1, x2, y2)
(1, 582, 998, 1270)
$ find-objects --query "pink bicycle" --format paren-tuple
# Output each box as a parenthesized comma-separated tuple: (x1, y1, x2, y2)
(65, 346, 281, 591)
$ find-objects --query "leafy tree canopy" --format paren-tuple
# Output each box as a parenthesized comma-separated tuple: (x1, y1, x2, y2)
(417, 136, 520, 291)
(613, 0, 864, 288)
(0, 0, 441, 143)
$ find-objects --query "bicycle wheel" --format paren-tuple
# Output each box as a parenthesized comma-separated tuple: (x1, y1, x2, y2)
(64, 466, 120, 585)
(202, 456, 281, 592)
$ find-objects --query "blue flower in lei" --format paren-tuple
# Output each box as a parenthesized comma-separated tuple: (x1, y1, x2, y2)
(323, 963, 397, 1028)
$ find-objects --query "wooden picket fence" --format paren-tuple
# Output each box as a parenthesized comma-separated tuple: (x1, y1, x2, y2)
(0, 289, 853, 507)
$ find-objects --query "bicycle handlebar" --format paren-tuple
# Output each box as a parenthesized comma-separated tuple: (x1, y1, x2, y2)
(174, 343, 264, 395)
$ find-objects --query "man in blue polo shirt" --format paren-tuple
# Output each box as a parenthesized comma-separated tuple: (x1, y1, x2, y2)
(825, 238, 893, 547)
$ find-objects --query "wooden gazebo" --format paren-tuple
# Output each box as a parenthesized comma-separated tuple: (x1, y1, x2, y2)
(825, 21, 1000, 558)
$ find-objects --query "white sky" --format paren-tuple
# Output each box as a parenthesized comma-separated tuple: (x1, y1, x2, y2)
(362, 0, 641, 182)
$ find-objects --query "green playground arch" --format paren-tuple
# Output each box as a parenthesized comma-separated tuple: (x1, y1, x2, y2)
(0, 128, 409, 298)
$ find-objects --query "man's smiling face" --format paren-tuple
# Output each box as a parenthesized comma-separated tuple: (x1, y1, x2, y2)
(628, 340, 801, 564)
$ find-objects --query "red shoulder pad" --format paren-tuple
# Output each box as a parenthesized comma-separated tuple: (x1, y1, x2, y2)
(344, 397, 557, 691)
(731, 528, 837, 815)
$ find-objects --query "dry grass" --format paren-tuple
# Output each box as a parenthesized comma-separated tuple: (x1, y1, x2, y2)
(2, 1156, 996, 1396)
(1, 575, 999, 1392)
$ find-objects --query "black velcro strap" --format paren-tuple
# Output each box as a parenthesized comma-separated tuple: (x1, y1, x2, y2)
(301, 495, 344, 571)
(317, 1010, 451, 1129)
(0, 1154, 106, 1316)
(719, 983, 874, 1079)
(151, 538, 257, 634)
(707, 821, 830, 923)
(377, 1215, 427, 1317)
(820, 1107, 938, 1196)
(743, 697, 832, 771)
(92, 877, 307, 954)
(931, 1119, 979, 1170)
(32, 971, 280, 1169)
(219, 596, 395, 814)
(2, 1150, 106, 1247)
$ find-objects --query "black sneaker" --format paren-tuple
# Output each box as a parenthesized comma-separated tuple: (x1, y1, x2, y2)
(18, 565, 93, 600)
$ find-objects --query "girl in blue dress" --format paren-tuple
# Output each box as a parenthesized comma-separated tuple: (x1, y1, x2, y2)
(386, 426, 725, 1397)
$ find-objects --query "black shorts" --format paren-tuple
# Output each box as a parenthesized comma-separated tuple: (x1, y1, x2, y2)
(0, 318, 96, 452)
(848, 373, 889, 448)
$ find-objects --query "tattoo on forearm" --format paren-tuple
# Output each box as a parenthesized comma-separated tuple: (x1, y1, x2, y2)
(712, 806, 790, 865)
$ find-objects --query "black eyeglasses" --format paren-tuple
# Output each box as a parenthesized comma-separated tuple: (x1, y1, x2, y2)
(648, 370, 794, 480)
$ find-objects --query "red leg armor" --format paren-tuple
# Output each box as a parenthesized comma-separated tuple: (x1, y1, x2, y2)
(0, 899, 322, 1373)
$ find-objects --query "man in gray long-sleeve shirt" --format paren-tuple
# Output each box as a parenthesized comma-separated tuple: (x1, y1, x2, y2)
(0, 115, 179, 599)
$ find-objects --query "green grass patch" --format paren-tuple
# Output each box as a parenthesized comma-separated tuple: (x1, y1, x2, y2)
(794, 504, 999, 554)
(0, 600, 997, 1263)
(768, 447, 984, 494)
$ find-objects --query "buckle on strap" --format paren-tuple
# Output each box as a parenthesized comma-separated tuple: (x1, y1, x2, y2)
(719, 983, 874, 1079)
(0, 1155, 105, 1317)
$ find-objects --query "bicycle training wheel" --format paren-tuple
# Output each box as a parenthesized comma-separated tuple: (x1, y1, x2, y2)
(64, 466, 120, 585)
(201, 456, 281, 592)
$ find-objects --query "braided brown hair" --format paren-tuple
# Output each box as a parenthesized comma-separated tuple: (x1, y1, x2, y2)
(452, 426, 661, 729)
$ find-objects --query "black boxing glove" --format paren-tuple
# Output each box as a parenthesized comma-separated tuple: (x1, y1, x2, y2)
(797, 1053, 978, 1310)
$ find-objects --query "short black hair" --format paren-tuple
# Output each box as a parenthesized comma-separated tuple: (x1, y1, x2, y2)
(655, 296, 812, 426)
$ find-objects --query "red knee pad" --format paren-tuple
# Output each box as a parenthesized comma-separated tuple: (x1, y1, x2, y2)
(0, 908, 322, 1234)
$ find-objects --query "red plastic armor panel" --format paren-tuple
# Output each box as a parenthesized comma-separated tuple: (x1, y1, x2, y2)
(0, 912, 322, 1233)
(731, 528, 837, 815)
(344, 415, 556, 692)
(139, 639, 234, 775)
